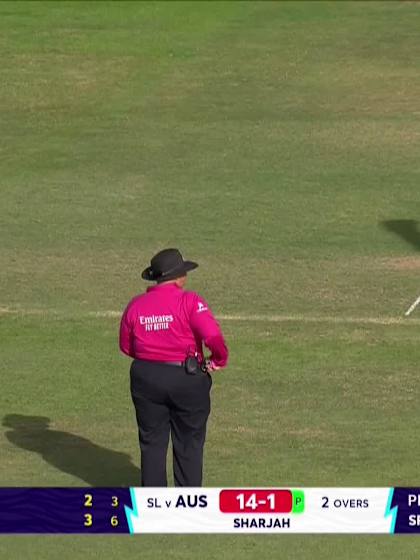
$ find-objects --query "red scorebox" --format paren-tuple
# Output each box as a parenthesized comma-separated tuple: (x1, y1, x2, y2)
(219, 489, 293, 514)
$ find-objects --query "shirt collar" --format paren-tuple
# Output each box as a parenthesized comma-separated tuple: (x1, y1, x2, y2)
(146, 282, 181, 293)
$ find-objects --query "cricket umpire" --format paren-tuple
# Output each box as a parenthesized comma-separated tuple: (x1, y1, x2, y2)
(119, 248, 229, 487)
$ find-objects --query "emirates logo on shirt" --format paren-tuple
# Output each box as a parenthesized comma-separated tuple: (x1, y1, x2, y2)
(139, 315, 174, 332)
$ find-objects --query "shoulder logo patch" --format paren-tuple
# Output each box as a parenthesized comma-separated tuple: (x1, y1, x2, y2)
(197, 302, 208, 313)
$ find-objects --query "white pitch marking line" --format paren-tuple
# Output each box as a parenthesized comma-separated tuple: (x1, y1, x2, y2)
(218, 314, 417, 326)
(404, 295, 420, 317)
(220, 314, 420, 326)
(1, 307, 420, 326)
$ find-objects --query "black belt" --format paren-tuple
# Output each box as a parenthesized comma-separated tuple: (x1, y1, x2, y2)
(137, 359, 184, 367)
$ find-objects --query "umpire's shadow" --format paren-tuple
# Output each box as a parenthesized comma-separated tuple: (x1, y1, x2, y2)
(2, 414, 140, 486)
(381, 219, 420, 252)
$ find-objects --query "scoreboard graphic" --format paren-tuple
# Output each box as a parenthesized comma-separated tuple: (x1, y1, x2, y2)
(0, 487, 420, 534)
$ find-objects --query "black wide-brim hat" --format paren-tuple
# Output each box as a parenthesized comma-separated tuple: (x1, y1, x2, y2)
(141, 248, 198, 282)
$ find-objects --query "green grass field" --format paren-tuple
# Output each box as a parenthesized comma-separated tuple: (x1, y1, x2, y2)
(1, 0, 420, 557)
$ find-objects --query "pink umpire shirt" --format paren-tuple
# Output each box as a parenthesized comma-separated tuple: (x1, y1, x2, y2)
(119, 283, 229, 367)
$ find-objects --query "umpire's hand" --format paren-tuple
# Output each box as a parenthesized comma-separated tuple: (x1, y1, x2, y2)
(206, 360, 220, 373)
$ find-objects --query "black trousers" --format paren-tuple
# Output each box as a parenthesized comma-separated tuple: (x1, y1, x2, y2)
(130, 359, 212, 487)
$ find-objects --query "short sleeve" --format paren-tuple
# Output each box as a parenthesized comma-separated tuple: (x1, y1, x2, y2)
(189, 293, 223, 342)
